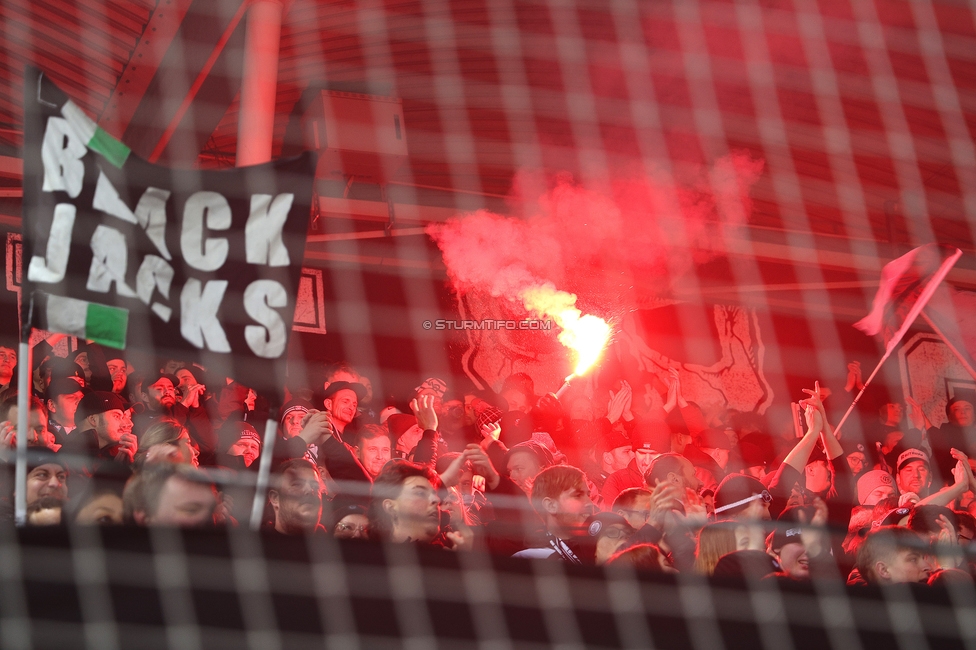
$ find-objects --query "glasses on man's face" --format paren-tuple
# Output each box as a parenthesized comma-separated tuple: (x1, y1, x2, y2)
(601, 526, 634, 540)
(336, 522, 367, 535)
(620, 509, 651, 523)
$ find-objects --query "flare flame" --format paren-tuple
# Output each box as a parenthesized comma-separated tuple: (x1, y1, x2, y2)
(521, 284, 611, 377)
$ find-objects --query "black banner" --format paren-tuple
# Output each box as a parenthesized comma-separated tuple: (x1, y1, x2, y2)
(21, 67, 315, 403)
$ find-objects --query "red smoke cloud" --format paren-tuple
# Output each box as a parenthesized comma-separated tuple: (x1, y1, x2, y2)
(429, 152, 764, 318)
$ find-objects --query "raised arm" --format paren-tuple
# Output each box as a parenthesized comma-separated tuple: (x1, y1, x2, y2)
(782, 401, 823, 475)
(803, 382, 842, 461)
(917, 448, 974, 508)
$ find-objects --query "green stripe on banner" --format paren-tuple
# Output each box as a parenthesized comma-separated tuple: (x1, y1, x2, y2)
(89, 127, 131, 168)
(85, 302, 128, 349)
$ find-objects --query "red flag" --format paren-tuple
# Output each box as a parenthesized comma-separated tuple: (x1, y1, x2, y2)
(854, 244, 962, 353)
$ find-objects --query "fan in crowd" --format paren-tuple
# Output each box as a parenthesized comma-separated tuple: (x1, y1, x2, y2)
(0, 344, 973, 587)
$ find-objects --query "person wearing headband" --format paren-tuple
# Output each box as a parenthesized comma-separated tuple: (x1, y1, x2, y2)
(714, 474, 772, 520)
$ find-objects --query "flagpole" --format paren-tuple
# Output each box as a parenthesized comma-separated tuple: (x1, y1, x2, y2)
(837, 247, 963, 438)
(833, 349, 893, 438)
(14, 340, 31, 526)
(249, 406, 278, 531)
(920, 311, 976, 383)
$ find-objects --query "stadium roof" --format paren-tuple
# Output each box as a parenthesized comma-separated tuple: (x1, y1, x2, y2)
(2, 0, 976, 313)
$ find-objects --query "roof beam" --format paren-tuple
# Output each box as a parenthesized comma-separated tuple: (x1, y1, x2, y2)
(98, 0, 195, 139)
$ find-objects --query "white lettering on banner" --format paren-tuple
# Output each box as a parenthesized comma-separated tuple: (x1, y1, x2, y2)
(181, 191, 230, 271)
(93, 174, 175, 261)
(136, 255, 174, 322)
(245, 194, 293, 266)
(92, 171, 137, 224)
(27, 203, 75, 283)
(180, 279, 231, 352)
(41, 117, 86, 198)
(87, 225, 137, 297)
(136, 187, 173, 260)
(243, 279, 288, 358)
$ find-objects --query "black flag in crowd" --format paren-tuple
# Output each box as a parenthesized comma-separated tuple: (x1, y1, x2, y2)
(21, 67, 315, 404)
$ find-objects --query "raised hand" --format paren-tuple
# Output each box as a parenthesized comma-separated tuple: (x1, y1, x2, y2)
(463, 444, 500, 490)
(479, 421, 501, 452)
(950, 448, 976, 492)
(438, 452, 469, 488)
(411, 394, 439, 431)
(803, 403, 824, 435)
(646, 481, 684, 530)
(669, 368, 687, 409)
(644, 383, 664, 412)
(606, 388, 627, 424)
(445, 526, 475, 552)
(845, 361, 864, 392)
(905, 396, 930, 431)
(144, 443, 183, 465)
(619, 381, 634, 421)
(181, 383, 206, 409)
(664, 374, 678, 413)
(937, 514, 958, 546)
(0, 421, 15, 448)
(935, 514, 962, 568)
(298, 410, 335, 446)
(800, 381, 827, 414)
(115, 432, 139, 464)
(677, 488, 708, 529)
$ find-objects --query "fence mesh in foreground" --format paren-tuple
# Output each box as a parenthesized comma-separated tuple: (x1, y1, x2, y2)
(0, 525, 973, 650)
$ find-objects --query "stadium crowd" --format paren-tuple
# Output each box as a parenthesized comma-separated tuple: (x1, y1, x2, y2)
(1, 339, 974, 587)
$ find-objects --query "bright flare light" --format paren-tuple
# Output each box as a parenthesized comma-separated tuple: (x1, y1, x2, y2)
(521, 284, 612, 378)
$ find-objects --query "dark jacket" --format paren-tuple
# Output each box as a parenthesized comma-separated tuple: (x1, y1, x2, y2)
(274, 434, 371, 486)
(602, 460, 645, 506)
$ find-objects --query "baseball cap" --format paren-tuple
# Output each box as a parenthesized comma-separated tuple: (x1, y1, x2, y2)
(45, 376, 86, 400)
(49, 359, 86, 385)
(770, 525, 803, 552)
(143, 370, 179, 391)
(585, 512, 635, 539)
(74, 391, 127, 428)
(630, 419, 671, 453)
(770, 505, 815, 551)
(878, 506, 913, 527)
(896, 448, 929, 472)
